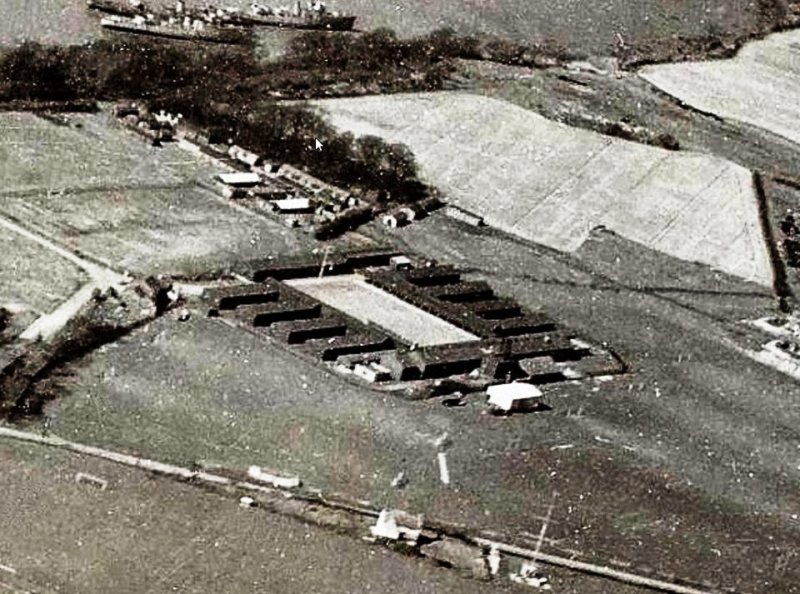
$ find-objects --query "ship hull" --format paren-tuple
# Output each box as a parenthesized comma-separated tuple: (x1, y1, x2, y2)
(100, 20, 252, 45)
(226, 13, 357, 31)
(88, 0, 357, 32)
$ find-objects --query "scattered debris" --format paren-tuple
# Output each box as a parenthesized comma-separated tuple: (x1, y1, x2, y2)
(510, 562, 552, 589)
(247, 465, 301, 489)
(75, 472, 108, 490)
(391, 471, 408, 489)
(421, 537, 489, 580)
(369, 509, 421, 543)
(440, 393, 467, 407)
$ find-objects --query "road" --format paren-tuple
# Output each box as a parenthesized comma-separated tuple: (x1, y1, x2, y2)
(0, 213, 127, 342)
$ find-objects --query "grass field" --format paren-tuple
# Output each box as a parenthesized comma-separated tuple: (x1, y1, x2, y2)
(0, 112, 208, 194)
(640, 28, 800, 145)
(286, 274, 478, 346)
(0, 438, 533, 594)
(0, 231, 86, 336)
(40, 219, 800, 593)
(0, 112, 318, 276)
(316, 92, 772, 286)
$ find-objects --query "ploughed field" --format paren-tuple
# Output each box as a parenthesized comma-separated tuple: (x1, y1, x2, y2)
(641, 28, 800, 146)
(315, 92, 772, 286)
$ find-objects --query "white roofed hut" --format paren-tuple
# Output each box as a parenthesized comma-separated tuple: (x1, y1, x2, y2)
(217, 172, 261, 187)
(487, 382, 544, 414)
(228, 145, 262, 167)
(272, 197, 313, 214)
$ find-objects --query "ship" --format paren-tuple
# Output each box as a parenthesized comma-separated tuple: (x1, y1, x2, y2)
(88, 0, 356, 32)
(223, 2, 357, 31)
(99, 15, 253, 45)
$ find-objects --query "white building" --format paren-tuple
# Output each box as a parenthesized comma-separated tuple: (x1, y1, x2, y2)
(217, 172, 261, 187)
(487, 382, 543, 413)
(272, 197, 312, 213)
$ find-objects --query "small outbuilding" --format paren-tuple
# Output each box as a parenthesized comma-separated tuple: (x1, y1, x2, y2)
(272, 197, 313, 214)
(487, 382, 543, 413)
(390, 255, 413, 270)
(382, 211, 409, 229)
(228, 145, 261, 167)
(217, 172, 261, 187)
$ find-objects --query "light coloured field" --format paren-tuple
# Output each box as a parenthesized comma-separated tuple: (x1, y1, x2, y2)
(315, 92, 772, 286)
(0, 112, 316, 276)
(0, 229, 86, 325)
(286, 274, 478, 346)
(640, 29, 800, 146)
(0, 112, 208, 194)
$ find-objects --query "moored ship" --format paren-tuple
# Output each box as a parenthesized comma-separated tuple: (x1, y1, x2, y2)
(225, 2, 357, 31)
(88, 0, 356, 32)
(100, 14, 253, 45)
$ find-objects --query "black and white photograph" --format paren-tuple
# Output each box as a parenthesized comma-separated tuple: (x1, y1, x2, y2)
(1, 1, 799, 593)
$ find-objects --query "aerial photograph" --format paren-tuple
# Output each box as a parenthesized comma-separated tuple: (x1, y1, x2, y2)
(1, 1, 800, 593)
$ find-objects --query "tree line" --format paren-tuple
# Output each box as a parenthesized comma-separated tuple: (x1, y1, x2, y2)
(0, 28, 566, 204)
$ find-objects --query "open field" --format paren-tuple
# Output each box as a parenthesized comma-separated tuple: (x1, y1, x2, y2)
(315, 92, 772, 286)
(0, 231, 86, 332)
(35, 209, 800, 592)
(0, 438, 549, 594)
(286, 274, 478, 346)
(0, 112, 319, 276)
(0, 112, 207, 194)
(640, 29, 800, 146)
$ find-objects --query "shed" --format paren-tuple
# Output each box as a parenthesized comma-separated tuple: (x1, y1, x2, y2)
(390, 255, 412, 270)
(229, 145, 261, 167)
(487, 382, 543, 412)
(272, 197, 313, 213)
(221, 186, 247, 199)
(382, 211, 408, 229)
(114, 101, 139, 118)
(353, 362, 392, 383)
(218, 172, 261, 187)
(398, 206, 417, 222)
